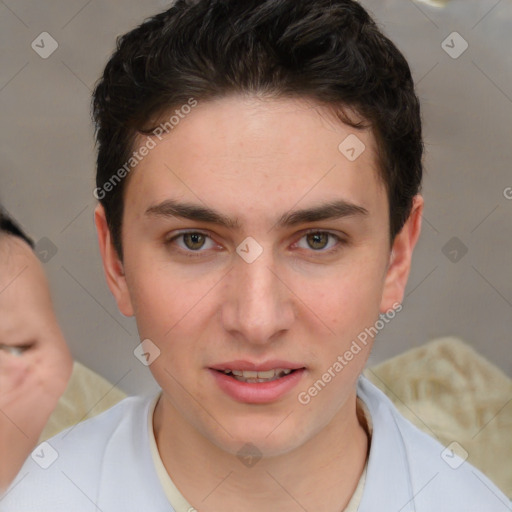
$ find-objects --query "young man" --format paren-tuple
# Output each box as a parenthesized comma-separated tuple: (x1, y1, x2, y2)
(0, 209, 72, 492)
(2, 0, 509, 510)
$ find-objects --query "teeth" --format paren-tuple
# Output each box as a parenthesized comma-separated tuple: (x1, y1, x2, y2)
(223, 368, 294, 382)
(257, 370, 276, 379)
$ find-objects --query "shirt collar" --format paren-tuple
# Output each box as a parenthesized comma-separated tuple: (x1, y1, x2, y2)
(357, 374, 417, 511)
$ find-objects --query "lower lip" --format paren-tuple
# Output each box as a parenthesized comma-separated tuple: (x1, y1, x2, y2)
(208, 368, 305, 404)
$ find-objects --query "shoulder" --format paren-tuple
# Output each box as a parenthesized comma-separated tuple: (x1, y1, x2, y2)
(357, 375, 511, 511)
(0, 394, 168, 511)
(39, 393, 150, 463)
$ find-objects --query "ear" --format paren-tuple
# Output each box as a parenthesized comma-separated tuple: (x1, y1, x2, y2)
(94, 204, 134, 317)
(380, 195, 423, 313)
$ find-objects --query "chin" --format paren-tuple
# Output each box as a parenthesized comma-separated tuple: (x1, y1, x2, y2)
(208, 418, 311, 460)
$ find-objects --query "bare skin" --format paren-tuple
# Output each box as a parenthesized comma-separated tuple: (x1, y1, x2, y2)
(96, 95, 423, 511)
(0, 233, 73, 492)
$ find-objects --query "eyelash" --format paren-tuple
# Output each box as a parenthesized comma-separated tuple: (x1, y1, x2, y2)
(164, 229, 347, 259)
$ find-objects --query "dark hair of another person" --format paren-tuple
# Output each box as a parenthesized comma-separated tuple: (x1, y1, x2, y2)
(0, 208, 34, 248)
(92, 0, 424, 259)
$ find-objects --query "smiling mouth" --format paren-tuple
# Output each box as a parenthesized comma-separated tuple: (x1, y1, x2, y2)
(216, 368, 297, 383)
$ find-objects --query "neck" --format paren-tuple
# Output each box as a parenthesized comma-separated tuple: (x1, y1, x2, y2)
(153, 393, 370, 512)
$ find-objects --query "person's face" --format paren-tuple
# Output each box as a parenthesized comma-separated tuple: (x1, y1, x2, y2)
(0, 234, 72, 489)
(96, 95, 422, 456)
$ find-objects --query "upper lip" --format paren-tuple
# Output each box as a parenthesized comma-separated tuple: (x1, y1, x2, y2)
(209, 360, 305, 372)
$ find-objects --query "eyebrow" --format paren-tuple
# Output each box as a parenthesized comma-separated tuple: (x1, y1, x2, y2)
(145, 198, 369, 230)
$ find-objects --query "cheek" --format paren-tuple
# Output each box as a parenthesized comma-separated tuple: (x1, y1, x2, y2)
(311, 258, 386, 337)
(125, 254, 225, 396)
(0, 354, 29, 396)
(127, 263, 216, 357)
(296, 264, 384, 414)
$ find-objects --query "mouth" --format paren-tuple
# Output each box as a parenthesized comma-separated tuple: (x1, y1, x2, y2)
(214, 368, 297, 383)
(208, 362, 306, 403)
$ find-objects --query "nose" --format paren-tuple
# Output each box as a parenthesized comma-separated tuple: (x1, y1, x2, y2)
(220, 249, 295, 345)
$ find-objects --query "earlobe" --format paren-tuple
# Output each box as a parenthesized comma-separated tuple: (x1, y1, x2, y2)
(94, 204, 134, 317)
(380, 195, 424, 314)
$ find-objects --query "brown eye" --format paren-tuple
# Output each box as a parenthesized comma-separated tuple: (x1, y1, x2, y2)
(306, 232, 329, 250)
(165, 230, 219, 259)
(182, 232, 207, 250)
(294, 230, 345, 255)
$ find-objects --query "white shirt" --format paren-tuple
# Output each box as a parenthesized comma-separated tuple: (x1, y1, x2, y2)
(1, 375, 510, 511)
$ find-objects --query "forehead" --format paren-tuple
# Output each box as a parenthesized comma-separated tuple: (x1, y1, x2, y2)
(125, 95, 386, 222)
